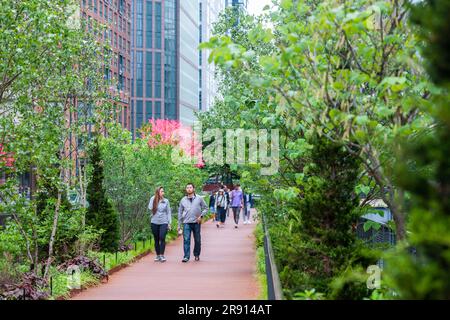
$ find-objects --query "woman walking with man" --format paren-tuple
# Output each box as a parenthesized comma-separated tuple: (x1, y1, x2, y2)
(148, 186, 172, 262)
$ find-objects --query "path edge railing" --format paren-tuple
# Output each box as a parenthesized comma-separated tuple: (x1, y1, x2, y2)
(262, 212, 284, 300)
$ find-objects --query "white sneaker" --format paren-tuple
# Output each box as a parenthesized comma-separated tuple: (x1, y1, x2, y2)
(154, 255, 161, 262)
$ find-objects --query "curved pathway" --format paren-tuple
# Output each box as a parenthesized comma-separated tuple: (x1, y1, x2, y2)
(71, 209, 260, 300)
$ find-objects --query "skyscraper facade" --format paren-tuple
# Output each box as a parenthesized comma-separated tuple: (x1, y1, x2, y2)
(199, 0, 226, 112)
(130, 0, 206, 138)
(179, 0, 200, 125)
(128, 0, 233, 137)
(81, 0, 132, 129)
(130, 0, 177, 139)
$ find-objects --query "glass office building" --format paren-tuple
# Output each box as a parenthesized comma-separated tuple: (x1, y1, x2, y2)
(130, 0, 201, 138)
(199, 0, 226, 112)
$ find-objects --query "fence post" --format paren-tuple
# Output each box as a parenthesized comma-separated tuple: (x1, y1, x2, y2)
(115, 251, 118, 264)
(50, 276, 53, 296)
(103, 254, 106, 270)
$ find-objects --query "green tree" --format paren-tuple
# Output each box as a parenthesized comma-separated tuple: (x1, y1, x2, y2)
(384, 0, 450, 299)
(86, 136, 119, 252)
(99, 123, 208, 244)
(0, 0, 115, 278)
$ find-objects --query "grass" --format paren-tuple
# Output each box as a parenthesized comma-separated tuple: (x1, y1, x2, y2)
(256, 246, 268, 300)
(87, 238, 155, 272)
(254, 222, 268, 300)
(48, 268, 99, 300)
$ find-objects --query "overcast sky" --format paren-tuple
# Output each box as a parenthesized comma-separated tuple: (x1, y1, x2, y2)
(247, 0, 274, 16)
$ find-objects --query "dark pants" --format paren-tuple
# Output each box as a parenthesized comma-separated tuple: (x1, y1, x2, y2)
(151, 223, 168, 255)
(217, 206, 227, 223)
(232, 207, 241, 224)
(183, 223, 201, 259)
(211, 206, 219, 221)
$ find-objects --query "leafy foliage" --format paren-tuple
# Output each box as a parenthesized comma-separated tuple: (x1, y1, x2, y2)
(383, 0, 450, 299)
(99, 124, 208, 245)
(0, 272, 49, 300)
(86, 137, 120, 253)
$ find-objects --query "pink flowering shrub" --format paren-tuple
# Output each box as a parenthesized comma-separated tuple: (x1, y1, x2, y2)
(141, 119, 204, 168)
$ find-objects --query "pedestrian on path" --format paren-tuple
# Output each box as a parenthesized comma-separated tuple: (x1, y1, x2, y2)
(209, 190, 217, 223)
(148, 186, 172, 262)
(230, 184, 244, 229)
(178, 183, 208, 262)
(214, 189, 228, 228)
(223, 185, 231, 217)
(243, 192, 253, 224)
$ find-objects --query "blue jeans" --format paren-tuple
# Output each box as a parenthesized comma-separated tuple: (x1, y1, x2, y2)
(183, 223, 201, 259)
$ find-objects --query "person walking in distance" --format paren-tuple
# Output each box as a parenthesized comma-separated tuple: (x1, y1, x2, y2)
(178, 183, 208, 262)
(230, 184, 244, 229)
(209, 190, 217, 224)
(148, 186, 172, 262)
(243, 191, 253, 224)
(223, 185, 231, 217)
(214, 189, 228, 228)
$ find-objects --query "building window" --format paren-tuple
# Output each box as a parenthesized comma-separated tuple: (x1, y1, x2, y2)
(136, 51, 143, 97)
(145, 1, 152, 48)
(146, 101, 152, 122)
(136, 0, 143, 48)
(155, 2, 162, 49)
(164, 0, 177, 120)
(136, 100, 143, 131)
(155, 52, 161, 98)
(145, 52, 152, 97)
(155, 101, 161, 119)
(119, 0, 125, 14)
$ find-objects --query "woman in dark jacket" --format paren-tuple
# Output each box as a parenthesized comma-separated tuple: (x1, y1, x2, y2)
(214, 189, 228, 228)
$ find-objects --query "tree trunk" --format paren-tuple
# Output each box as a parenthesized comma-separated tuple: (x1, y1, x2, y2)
(43, 190, 62, 279)
(363, 145, 407, 241)
(78, 161, 87, 255)
(33, 227, 39, 275)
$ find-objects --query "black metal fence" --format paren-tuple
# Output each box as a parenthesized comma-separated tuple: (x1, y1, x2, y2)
(261, 213, 283, 300)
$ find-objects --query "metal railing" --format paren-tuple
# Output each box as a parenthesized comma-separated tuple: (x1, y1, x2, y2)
(262, 212, 284, 300)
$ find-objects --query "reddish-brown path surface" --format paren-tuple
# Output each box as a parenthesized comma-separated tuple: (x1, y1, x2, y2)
(72, 209, 260, 300)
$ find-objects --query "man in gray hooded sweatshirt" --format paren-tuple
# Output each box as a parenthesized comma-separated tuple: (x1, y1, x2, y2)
(178, 183, 208, 262)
